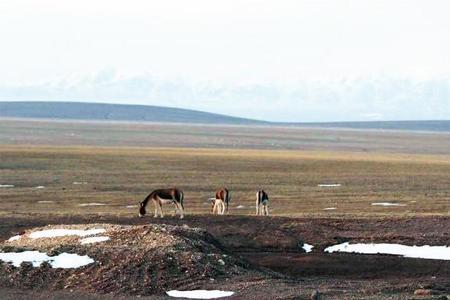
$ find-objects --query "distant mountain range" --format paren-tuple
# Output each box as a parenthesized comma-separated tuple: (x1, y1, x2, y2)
(1, 101, 450, 133)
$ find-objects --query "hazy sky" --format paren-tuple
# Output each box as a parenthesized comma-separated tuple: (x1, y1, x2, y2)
(1, 0, 449, 121)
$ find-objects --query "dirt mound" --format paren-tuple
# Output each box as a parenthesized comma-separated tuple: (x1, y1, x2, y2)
(0, 224, 257, 296)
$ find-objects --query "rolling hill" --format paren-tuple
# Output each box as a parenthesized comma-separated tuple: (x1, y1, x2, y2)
(0, 101, 266, 125)
(1, 101, 450, 132)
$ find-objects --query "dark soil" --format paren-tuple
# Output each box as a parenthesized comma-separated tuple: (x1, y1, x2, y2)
(0, 215, 449, 299)
(0, 224, 258, 296)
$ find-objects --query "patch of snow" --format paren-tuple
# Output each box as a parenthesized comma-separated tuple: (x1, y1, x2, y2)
(7, 235, 21, 242)
(38, 200, 54, 203)
(0, 251, 49, 267)
(78, 203, 106, 206)
(0, 251, 94, 268)
(303, 243, 314, 253)
(166, 290, 234, 299)
(35, 186, 45, 189)
(324, 242, 450, 260)
(30, 228, 105, 239)
(80, 236, 110, 244)
(72, 181, 87, 185)
(51, 252, 95, 268)
(236, 205, 245, 209)
(318, 184, 341, 187)
(323, 207, 337, 210)
(371, 202, 406, 207)
(126, 205, 138, 208)
(0, 184, 14, 188)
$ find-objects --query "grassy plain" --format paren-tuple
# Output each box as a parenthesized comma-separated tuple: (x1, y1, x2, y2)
(1, 144, 449, 218)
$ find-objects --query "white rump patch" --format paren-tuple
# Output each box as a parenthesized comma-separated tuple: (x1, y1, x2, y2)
(35, 186, 45, 189)
(30, 228, 105, 239)
(318, 184, 341, 187)
(303, 243, 314, 253)
(7, 235, 22, 242)
(323, 207, 337, 210)
(371, 202, 406, 207)
(80, 236, 110, 244)
(325, 242, 450, 260)
(0, 184, 14, 188)
(0, 251, 95, 268)
(166, 290, 234, 299)
(78, 203, 106, 206)
(38, 200, 54, 204)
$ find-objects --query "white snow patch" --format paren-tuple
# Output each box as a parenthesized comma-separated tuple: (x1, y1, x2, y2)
(371, 202, 406, 207)
(166, 290, 234, 299)
(51, 252, 95, 268)
(0, 184, 14, 188)
(0, 251, 94, 268)
(236, 205, 245, 209)
(35, 186, 45, 189)
(73, 181, 88, 185)
(38, 200, 54, 204)
(323, 207, 337, 210)
(30, 228, 105, 239)
(318, 184, 341, 187)
(303, 243, 314, 253)
(80, 236, 110, 244)
(126, 205, 138, 208)
(78, 203, 106, 206)
(7, 235, 21, 242)
(325, 242, 450, 260)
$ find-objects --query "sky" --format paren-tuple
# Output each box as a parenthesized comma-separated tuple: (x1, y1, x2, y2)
(0, 0, 449, 122)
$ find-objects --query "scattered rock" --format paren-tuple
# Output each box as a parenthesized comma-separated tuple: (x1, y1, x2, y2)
(0, 223, 256, 296)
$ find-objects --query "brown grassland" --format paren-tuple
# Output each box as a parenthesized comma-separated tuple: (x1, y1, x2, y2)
(0, 144, 450, 218)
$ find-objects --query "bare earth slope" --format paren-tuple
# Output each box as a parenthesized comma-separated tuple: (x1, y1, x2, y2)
(0, 216, 449, 299)
(0, 223, 258, 296)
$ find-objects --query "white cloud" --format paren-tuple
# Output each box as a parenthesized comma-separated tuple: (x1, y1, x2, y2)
(0, 1, 450, 121)
(1, 0, 450, 84)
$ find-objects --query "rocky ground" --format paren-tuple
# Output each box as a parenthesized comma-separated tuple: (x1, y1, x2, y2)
(0, 224, 261, 296)
(0, 215, 449, 299)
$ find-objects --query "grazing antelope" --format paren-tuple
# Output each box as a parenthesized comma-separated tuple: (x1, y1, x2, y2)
(210, 188, 231, 215)
(256, 190, 269, 216)
(139, 188, 184, 219)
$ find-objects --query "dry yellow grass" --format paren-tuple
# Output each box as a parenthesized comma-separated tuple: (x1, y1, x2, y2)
(1, 145, 449, 218)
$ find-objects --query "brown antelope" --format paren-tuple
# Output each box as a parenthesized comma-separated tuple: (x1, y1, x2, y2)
(139, 188, 184, 219)
(210, 188, 230, 215)
(256, 190, 269, 216)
